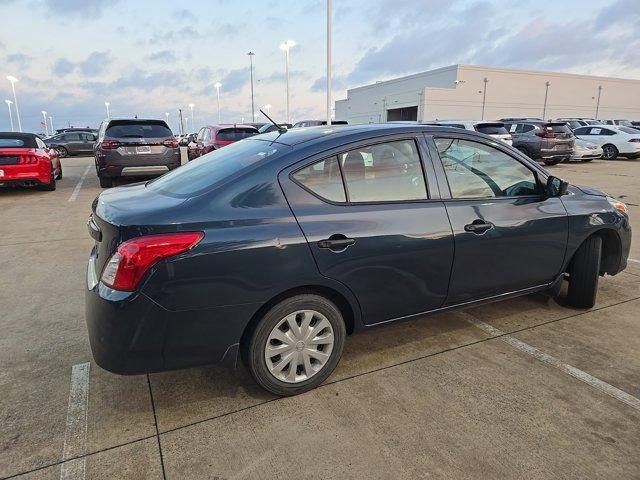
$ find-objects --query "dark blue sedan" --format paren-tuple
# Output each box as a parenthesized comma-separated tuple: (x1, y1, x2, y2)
(85, 124, 631, 396)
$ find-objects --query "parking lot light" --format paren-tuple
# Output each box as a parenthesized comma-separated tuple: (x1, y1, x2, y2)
(189, 103, 195, 131)
(542, 81, 551, 119)
(104, 101, 111, 119)
(165, 111, 170, 125)
(41, 110, 48, 135)
(247, 52, 255, 121)
(595, 85, 603, 118)
(4, 99, 14, 132)
(481, 77, 489, 120)
(48, 115, 53, 133)
(264, 104, 271, 115)
(279, 40, 296, 123)
(214, 83, 222, 123)
(6, 76, 22, 132)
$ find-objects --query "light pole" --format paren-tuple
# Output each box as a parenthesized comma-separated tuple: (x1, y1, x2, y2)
(595, 85, 603, 118)
(481, 77, 489, 120)
(264, 104, 272, 116)
(48, 115, 54, 134)
(41, 110, 48, 135)
(326, 0, 332, 125)
(6, 76, 21, 132)
(188, 103, 195, 132)
(104, 101, 111, 119)
(178, 108, 184, 135)
(5, 99, 14, 132)
(214, 82, 222, 123)
(247, 52, 255, 121)
(542, 81, 551, 119)
(279, 40, 296, 122)
(165, 111, 170, 129)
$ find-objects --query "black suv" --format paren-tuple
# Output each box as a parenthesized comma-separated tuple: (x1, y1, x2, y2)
(94, 119, 180, 188)
(503, 121, 574, 165)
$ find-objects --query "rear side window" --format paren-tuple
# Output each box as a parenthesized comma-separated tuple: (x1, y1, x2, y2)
(435, 138, 540, 199)
(475, 123, 509, 135)
(106, 122, 173, 138)
(617, 126, 638, 134)
(148, 140, 281, 197)
(573, 127, 590, 135)
(216, 128, 257, 141)
(521, 124, 536, 133)
(293, 157, 346, 202)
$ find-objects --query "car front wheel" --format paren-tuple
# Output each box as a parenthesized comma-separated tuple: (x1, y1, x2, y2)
(57, 146, 68, 158)
(246, 294, 346, 396)
(567, 235, 602, 308)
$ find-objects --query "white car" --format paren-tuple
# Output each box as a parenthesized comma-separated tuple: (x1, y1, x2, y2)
(570, 138, 602, 162)
(599, 119, 634, 127)
(572, 125, 640, 160)
(432, 120, 513, 145)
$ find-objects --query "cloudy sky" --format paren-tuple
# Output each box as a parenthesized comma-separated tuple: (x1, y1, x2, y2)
(1, 0, 638, 133)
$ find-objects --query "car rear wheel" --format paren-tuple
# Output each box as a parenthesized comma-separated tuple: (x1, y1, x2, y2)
(246, 294, 346, 396)
(56, 146, 68, 158)
(99, 176, 113, 188)
(567, 235, 602, 309)
(602, 144, 618, 160)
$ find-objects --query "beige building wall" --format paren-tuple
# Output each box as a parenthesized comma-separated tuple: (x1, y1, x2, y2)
(336, 64, 640, 123)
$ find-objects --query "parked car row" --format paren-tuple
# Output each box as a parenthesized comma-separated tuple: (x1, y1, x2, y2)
(0, 132, 62, 191)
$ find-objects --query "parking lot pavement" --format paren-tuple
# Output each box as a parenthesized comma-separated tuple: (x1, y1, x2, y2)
(1, 157, 639, 479)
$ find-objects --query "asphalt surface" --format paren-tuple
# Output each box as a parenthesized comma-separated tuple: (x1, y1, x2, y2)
(1, 156, 639, 479)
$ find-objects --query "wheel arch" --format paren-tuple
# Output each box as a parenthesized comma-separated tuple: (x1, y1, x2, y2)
(240, 284, 359, 353)
(567, 228, 622, 276)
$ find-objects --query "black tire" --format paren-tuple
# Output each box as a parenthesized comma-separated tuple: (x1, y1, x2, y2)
(56, 164, 63, 179)
(245, 294, 346, 396)
(601, 144, 618, 160)
(543, 157, 562, 166)
(99, 176, 113, 188)
(567, 235, 602, 308)
(40, 168, 56, 191)
(56, 146, 68, 158)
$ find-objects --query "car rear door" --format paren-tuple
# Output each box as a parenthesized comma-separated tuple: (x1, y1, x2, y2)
(64, 133, 83, 154)
(279, 134, 454, 326)
(430, 134, 568, 305)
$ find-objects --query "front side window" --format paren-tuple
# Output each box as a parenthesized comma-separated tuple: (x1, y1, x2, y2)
(435, 138, 540, 199)
(292, 157, 345, 202)
(339, 140, 427, 202)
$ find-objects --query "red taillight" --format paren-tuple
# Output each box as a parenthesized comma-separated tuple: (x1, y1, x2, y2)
(163, 138, 179, 148)
(100, 232, 204, 291)
(101, 138, 121, 150)
(19, 155, 39, 164)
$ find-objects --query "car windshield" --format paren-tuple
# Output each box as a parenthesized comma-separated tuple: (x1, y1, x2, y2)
(147, 139, 283, 198)
(106, 121, 172, 138)
(0, 138, 26, 147)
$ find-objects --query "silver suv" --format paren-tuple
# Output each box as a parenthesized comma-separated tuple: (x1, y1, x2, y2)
(94, 119, 180, 188)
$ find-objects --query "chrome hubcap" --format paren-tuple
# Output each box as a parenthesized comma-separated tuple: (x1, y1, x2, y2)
(264, 310, 334, 383)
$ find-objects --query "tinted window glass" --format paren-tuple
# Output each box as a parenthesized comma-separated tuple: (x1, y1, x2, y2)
(475, 123, 509, 135)
(0, 138, 25, 147)
(440, 124, 466, 129)
(573, 127, 590, 135)
(601, 129, 616, 136)
(339, 140, 427, 202)
(148, 139, 281, 198)
(106, 122, 172, 138)
(216, 128, 257, 141)
(617, 126, 638, 134)
(546, 124, 572, 134)
(293, 157, 345, 202)
(521, 124, 536, 133)
(435, 138, 540, 199)
(65, 133, 81, 141)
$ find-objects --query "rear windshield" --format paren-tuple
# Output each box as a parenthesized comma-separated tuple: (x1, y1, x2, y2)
(617, 126, 639, 134)
(0, 138, 26, 147)
(474, 123, 509, 135)
(106, 121, 173, 138)
(545, 124, 572, 134)
(148, 139, 282, 198)
(216, 128, 257, 141)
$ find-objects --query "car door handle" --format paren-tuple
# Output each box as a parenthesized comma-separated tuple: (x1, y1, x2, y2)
(464, 220, 493, 234)
(317, 234, 355, 251)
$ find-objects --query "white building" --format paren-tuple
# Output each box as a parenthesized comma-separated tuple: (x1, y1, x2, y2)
(335, 64, 640, 123)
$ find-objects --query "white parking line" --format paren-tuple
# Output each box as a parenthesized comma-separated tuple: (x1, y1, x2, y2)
(467, 317, 640, 412)
(67, 165, 92, 202)
(60, 362, 91, 480)
(628, 258, 640, 264)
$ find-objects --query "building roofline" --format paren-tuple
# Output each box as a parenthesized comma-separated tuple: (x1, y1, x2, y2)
(456, 64, 640, 84)
(346, 64, 459, 93)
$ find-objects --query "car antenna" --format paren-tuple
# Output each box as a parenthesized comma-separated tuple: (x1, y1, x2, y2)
(260, 109, 287, 134)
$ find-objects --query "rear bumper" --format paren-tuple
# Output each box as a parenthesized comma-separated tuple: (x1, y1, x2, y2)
(0, 163, 51, 185)
(96, 149, 181, 178)
(85, 253, 259, 374)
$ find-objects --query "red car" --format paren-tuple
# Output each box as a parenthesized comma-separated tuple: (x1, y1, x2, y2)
(188, 124, 258, 160)
(0, 132, 62, 191)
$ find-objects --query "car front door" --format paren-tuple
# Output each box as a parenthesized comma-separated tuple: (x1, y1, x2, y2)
(80, 133, 95, 153)
(279, 136, 455, 325)
(431, 135, 568, 305)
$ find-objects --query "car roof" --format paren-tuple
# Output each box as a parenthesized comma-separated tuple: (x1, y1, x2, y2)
(205, 124, 259, 131)
(251, 123, 473, 147)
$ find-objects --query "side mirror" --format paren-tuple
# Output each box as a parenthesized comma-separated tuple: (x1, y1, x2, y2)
(546, 175, 568, 197)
